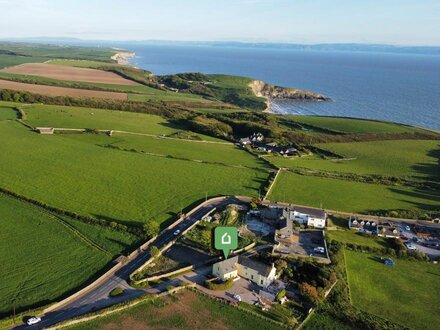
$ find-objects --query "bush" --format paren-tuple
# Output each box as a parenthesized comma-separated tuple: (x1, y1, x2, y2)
(204, 277, 234, 290)
(276, 289, 286, 301)
(109, 287, 124, 297)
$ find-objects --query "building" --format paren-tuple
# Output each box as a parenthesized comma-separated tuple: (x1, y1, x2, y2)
(212, 256, 276, 288)
(348, 217, 378, 234)
(35, 127, 54, 135)
(239, 137, 252, 146)
(283, 206, 327, 228)
(377, 223, 400, 238)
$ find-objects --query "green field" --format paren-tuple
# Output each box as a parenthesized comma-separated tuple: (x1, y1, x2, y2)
(0, 106, 18, 120)
(66, 290, 280, 330)
(326, 230, 389, 249)
(345, 249, 440, 330)
(303, 311, 353, 330)
(268, 171, 440, 214)
(291, 116, 425, 134)
(268, 140, 440, 180)
(0, 192, 136, 315)
(46, 59, 117, 68)
(0, 54, 47, 68)
(0, 120, 267, 226)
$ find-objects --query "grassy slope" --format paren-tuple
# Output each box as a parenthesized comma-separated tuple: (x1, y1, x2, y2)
(268, 172, 440, 214)
(326, 230, 390, 249)
(0, 54, 47, 68)
(0, 121, 267, 226)
(0, 106, 18, 120)
(66, 290, 280, 330)
(269, 140, 440, 180)
(345, 249, 440, 330)
(292, 116, 426, 133)
(303, 312, 354, 330)
(0, 193, 111, 315)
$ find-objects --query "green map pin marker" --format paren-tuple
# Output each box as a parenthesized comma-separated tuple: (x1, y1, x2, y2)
(215, 227, 238, 259)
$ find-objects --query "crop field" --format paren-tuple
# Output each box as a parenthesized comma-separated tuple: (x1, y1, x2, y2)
(345, 249, 440, 330)
(66, 290, 280, 330)
(268, 172, 440, 214)
(326, 230, 390, 249)
(0, 79, 128, 100)
(0, 192, 121, 315)
(47, 59, 118, 68)
(0, 63, 139, 85)
(0, 121, 267, 226)
(291, 116, 425, 134)
(0, 54, 47, 68)
(269, 140, 440, 180)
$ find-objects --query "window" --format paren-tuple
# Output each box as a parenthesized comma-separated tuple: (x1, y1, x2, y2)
(260, 279, 263, 285)
(251, 275, 254, 280)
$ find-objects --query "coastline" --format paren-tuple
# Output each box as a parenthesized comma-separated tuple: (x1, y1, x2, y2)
(111, 51, 136, 66)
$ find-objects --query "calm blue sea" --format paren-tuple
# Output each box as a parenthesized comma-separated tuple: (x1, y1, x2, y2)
(123, 44, 440, 130)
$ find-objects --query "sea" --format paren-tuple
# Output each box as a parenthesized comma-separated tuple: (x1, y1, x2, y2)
(122, 43, 440, 130)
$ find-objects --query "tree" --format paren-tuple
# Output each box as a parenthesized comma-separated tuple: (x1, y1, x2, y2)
(143, 222, 160, 238)
(150, 246, 160, 258)
(275, 259, 287, 272)
(299, 282, 319, 305)
(276, 289, 286, 301)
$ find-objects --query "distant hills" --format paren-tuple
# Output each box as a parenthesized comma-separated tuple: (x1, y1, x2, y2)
(2, 37, 440, 56)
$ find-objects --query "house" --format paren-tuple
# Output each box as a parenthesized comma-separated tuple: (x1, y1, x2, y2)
(212, 256, 276, 288)
(283, 147, 297, 157)
(36, 127, 54, 135)
(377, 223, 400, 238)
(239, 137, 252, 146)
(283, 206, 327, 228)
(348, 217, 377, 234)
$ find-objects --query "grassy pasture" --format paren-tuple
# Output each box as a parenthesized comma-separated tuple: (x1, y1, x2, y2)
(345, 249, 440, 330)
(0, 106, 18, 120)
(268, 171, 440, 214)
(72, 132, 268, 169)
(0, 54, 47, 68)
(291, 116, 425, 134)
(303, 312, 353, 330)
(0, 193, 114, 315)
(47, 59, 117, 68)
(326, 230, 390, 249)
(0, 121, 267, 226)
(269, 140, 440, 180)
(66, 290, 280, 330)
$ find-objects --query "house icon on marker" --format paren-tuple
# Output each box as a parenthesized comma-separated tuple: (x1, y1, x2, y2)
(221, 232, 232, 245)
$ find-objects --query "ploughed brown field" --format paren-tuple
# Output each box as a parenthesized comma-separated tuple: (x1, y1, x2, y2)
(0, 63, 139, 85)
(0, 79, 128, 100)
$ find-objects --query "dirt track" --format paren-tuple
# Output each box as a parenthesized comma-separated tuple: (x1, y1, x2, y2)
(0, 79, 128, 100)
(0, 63, 139, 85)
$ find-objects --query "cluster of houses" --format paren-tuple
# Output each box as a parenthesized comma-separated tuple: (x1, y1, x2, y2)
(348, 217, 400, 239)
(238, 133, 298, 156)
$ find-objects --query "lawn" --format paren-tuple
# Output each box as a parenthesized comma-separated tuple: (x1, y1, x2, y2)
(268, 171, 440, 214)
(345, 249, 440, 330)
(0, 193, 115, 316)
(303, 311, 354, 330)
(66, 290, 280, 330)
(268, 140, 440, 181)
(0, 54, 47, 68)
(291, 116, 425, 134)
(326, 230, 389, 249)
(0, 106, 18, 120)
(0, 121, 268, 226)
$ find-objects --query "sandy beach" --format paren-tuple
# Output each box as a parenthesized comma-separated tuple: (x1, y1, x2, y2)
(111, 51, 136, 65)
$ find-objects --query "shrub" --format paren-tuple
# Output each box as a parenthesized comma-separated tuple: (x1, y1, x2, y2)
(276, 289, 286, 301)
(204, 277, 234, 291)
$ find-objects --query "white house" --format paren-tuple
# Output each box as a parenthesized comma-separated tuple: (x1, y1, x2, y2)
(283, 206, 327, 228)
(212, 256, 276, 288)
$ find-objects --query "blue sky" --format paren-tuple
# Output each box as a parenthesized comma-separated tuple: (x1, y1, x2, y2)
(1, 0, 439, 45)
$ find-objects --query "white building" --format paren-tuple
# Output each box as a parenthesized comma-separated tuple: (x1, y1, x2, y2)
(283, 206, 327, 228)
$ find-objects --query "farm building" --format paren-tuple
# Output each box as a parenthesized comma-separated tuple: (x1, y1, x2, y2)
(35, 127, 54, 134)
(377, 223, 400, 238)
(349, 217, 378, 234)
(282, 206, 327, 228)
(212, 256, 276, 288)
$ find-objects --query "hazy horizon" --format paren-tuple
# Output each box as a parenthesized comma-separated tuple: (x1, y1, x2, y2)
(1, 0, 439, 46)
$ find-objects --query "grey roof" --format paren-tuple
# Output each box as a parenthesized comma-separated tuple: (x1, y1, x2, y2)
(291, 206, 326, 219)
(238, 256, 273, 277)
(214, 256, 238, 274)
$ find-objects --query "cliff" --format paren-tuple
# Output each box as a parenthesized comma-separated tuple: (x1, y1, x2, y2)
(249, 80, 330, 102)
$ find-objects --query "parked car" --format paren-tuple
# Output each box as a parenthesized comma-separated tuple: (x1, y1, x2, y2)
(383, 258, 395, 266)
(233, 294, 242, 302)
(173, 229, 181, 236)
(405, 243, 417, 250)
(405, 225, 411, 231)
(26, 317, 41, 326)
(313, 247, 325, 254)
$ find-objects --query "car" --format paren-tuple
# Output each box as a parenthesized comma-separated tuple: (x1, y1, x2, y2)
(405, 225, 411, 231)
(383, 258, 395, 266)
(173, 229, 181, 236)
(313, 247, 325, 254)
(233, 294, 242, 302)
(26, 317, 41, 326)
(405, 243, 417, 250)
